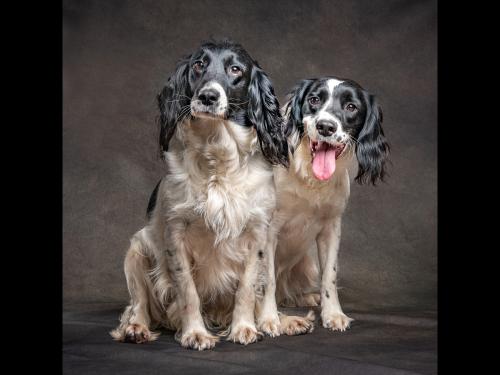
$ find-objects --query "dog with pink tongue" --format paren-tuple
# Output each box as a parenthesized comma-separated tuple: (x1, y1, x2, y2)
(256, 77, 389, 337)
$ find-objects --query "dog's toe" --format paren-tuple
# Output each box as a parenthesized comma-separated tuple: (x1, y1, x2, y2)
(322, 312, 353, 331)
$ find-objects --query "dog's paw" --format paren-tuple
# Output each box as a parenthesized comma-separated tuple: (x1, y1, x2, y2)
(297, 293, 321, 307)
(322, 312, 353, 331)
(258, 316, 281, 337)
(110, 323, 159, 344)
(227, 323, 262, 345)
(280, 310, 315, 336)
(177, 329, 219, 351)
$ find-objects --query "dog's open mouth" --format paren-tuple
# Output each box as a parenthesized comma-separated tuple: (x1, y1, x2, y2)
(310, 140, 345, 181)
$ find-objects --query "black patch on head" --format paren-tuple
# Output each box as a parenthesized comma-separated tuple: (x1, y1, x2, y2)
(258, 250, 264, 259)
(146, 179, 162, 219)
(157, 39, 289, 168)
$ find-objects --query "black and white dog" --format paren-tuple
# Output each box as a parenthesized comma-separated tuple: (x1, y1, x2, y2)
(257, 77, 389, 336)
(110, 40, 294, 350)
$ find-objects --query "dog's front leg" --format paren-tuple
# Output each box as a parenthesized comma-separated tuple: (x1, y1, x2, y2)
(165, 221, 218, 350)
(316, 217, 354, 331)
(227, 239, 262, 345)
(256, 214, 315, 337)
(255, 222, 281, 337)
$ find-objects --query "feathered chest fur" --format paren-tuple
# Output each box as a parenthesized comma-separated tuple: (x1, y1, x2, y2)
(164, 117, 275, 247)
(154, 118, 275, 304)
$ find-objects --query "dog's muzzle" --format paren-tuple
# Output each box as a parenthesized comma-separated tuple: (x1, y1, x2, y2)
(191, 81, 228, 118)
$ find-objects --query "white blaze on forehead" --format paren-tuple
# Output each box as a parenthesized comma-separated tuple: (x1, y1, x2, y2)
(318, 78, 344, 124)
(204, 81, 228, 109)
(327, 78, 344, 95)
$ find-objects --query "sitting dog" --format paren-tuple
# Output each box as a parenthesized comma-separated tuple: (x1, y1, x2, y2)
(257, 77, 389, 336)
(110, 40, 290, 350)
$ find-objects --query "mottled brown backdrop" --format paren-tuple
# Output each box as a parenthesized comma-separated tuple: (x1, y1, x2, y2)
(63, 0, 437, 312)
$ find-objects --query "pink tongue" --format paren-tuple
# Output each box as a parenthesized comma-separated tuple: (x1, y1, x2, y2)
(312, 143, 336, 181)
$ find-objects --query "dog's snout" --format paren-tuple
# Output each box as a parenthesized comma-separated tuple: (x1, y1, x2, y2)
(198, 88, 220, 106)
(316, 121, 337, 137)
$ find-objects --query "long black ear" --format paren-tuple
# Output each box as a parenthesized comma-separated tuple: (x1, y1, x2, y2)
(157, 55, 192, 156)
(247, 66, 289, 167)
(355, 93, 390, 185)
(283, 79, 314, 153)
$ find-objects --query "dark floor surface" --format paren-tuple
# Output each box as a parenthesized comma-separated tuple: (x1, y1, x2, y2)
(63, 303, 436, 375)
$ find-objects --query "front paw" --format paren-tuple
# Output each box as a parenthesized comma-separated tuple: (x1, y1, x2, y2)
(280, 310, 315, 336)
(227, 323, 262, 345)
(110, 323, 159, 344)
(258, 315, 281, 337)
(321, 312, 353, 331)
(177, 329, 219, 351)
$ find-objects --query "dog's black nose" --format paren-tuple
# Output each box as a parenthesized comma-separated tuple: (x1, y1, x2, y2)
(316, 121, 337, 137)
(198, 88, 220, 106)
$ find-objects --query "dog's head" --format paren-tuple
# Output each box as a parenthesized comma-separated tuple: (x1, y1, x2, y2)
(158, 40, 288, 167)
(285, 77, 389, 184)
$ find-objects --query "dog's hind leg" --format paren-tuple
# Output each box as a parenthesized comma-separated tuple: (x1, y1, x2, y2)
(110, 230, 161, 343)
(276, 253, 319, 307)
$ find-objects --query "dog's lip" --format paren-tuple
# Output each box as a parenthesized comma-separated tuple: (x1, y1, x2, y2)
(191, 109, 226, 119)
(309, 139, 346, 160)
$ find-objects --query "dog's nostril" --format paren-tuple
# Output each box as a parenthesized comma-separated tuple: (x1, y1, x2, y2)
(198, 89, 220, 106)
(316, 121, 337, 137)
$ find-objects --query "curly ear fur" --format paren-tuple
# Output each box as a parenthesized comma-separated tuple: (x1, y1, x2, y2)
(247, 66, 289, 168)
(283, 79, 314, 153)
(355, 93, 390, 185)
(157, 55, 192, 156)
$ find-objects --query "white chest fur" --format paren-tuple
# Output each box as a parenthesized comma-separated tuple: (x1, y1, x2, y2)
(164, 117, 275, 245)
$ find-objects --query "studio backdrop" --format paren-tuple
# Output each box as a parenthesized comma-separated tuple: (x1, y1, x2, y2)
(63, 0, 437, 313)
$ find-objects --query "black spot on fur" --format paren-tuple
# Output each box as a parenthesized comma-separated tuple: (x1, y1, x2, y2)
(258, 250, 264, 259)
(332, 281, 336, 285)
(146, 179, 162, 219)
(325, 291, 330, 299)
(261, 285, 266, 296)
(175, 267, 182, 272)
(166, 249, 174, 257)
(333, 265, 336, 272)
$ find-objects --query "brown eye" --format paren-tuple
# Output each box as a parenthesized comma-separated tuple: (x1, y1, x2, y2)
(308, 96, 320, 106)
(346, 103, 357, 112)
(230, 66, 242, 75)
(192, 61, 204, 73)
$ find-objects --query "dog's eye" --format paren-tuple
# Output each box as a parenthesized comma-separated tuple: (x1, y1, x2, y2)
(229, 66, 242, 76)
(345, 103, 357, 112)
(192, 61, 204, 73)
(308, 96, 320, 106)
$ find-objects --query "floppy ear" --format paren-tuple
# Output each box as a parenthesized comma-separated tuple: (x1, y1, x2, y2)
(283, 79, 314, 153)
(157, 55, 192, 156)
(247, 66, 289, 167)
(355, 93, 390, 185)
